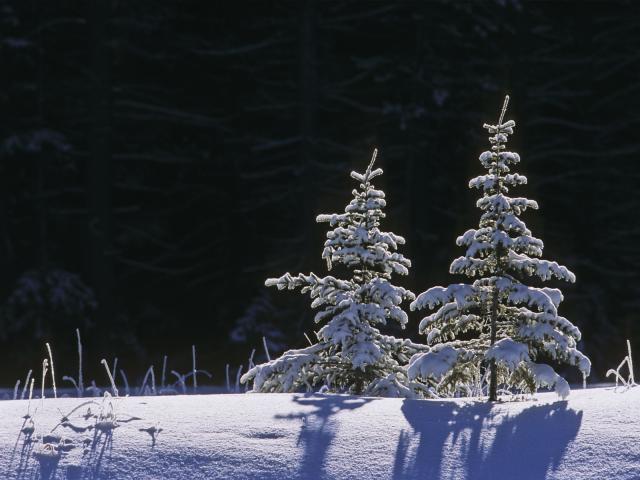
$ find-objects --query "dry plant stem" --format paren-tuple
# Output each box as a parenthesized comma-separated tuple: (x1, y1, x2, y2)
(46, 343, 57, 399)
(21, 369, 33, 400)
(101, 359, 119, 397)
(139, 366, 156, 395)
(605, 339, 637, 390)
(76, 328, 84, 396)
(192, 345, 197, 392)
(112, 357, 119, 384)
(27, 378, 35, 416)
(170, 371, 186, 394)
(627, 339, 635, 384)
(41, 359, 48, 406)
(161, 355, 168, 389)
(120, 370, 130, 396)
(262, 336, 271, 361)
(235, 365, 243, 393)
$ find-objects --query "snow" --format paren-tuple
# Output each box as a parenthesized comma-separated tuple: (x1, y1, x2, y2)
(456, 229, 477, 246)
(507, 251, 576, 282)
(1, 387, 639, 479)
(503, 282, 560, 316)
(528, 363, 571, 399)
(410, 284, 476, 312)
(407, 345, 462, 381)
(485, 338, 531, 369)
(498, 213, 529, 233)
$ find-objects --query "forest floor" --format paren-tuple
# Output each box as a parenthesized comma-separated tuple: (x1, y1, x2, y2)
(0, 386, 638, 479)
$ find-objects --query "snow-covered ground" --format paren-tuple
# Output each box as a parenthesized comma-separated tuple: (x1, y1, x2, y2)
(0, 386, 638, 479)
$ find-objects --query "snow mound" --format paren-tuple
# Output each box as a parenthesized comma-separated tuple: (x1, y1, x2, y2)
(1, 387, 639, 479)
(485, 338, 531, 368)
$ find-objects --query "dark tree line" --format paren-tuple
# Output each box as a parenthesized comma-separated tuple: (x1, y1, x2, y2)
(0, 0, 638, 386)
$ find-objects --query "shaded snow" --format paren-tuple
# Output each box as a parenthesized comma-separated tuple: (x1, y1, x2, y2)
(0, 387, 639, 479)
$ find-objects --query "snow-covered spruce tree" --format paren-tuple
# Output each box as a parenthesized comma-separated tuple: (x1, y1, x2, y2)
(241, 149, 429, 397)
(408, 96, 590, 400)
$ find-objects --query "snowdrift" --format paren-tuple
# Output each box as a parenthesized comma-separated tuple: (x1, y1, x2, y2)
(0, 386, 638, 479)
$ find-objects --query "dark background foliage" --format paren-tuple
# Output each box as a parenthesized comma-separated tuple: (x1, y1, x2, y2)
(0, 0, 638, 386)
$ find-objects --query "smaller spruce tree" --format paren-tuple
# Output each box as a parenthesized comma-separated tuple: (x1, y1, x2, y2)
(242, 149, 428, 397)
(408, 96, 590, 400)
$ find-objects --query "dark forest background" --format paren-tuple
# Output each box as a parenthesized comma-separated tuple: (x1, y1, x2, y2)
(0, 0, 638, 387)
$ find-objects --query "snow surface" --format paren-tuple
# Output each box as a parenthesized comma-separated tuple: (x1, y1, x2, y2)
(1, 387, 638, 479)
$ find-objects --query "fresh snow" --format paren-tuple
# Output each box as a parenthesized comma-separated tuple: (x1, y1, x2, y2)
(485, 338, 531, 370)
(0, 387, 638, 479)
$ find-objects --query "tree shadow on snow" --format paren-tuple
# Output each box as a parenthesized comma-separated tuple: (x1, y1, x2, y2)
(275, 393, 376, 480)
(393, 399, 583, 480)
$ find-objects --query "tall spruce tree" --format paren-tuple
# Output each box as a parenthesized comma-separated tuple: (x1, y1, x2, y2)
(242, 149, 428, 397)
(408, 97, 590, 400)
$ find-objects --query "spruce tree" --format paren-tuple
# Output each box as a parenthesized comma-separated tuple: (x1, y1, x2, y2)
(408, 97, 590, 400)
(242, 149, 428, 397)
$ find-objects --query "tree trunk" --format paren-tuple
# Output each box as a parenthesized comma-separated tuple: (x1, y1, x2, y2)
(296, 0, 318, 334)
(87, 0, 114, 326)
(488, 284, 499, 401)
(299, 0, 318, 235)
(299, 0, 317, 165)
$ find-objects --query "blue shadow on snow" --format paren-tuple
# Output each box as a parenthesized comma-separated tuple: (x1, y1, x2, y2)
(275, 393, 376, 480)
(393, 399, 583, 480)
